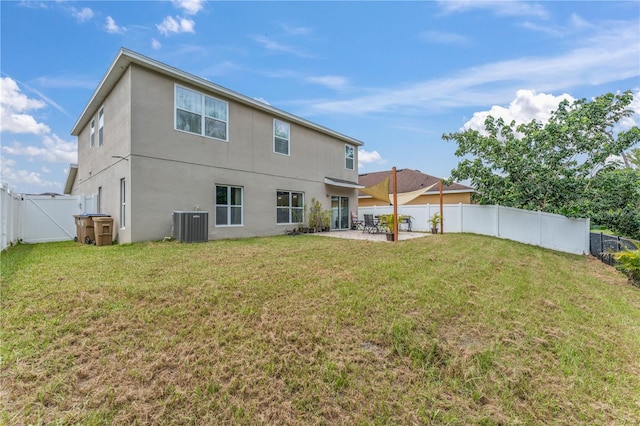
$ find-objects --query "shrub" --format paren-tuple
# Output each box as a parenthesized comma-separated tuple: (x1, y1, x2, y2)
(614, 250, 640, 286)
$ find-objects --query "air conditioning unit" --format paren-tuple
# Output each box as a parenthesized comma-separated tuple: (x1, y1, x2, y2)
(173, 211, 208, 243)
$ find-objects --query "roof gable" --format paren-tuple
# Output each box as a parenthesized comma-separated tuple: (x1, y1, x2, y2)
(71, 48, 364, 147)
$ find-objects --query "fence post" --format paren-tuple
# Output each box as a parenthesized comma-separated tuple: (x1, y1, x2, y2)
(537, 211, 542, 247)
(584, 218, 590, 255)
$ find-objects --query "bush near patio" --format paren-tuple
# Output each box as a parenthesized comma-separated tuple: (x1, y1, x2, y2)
(2, 234, 639, 425)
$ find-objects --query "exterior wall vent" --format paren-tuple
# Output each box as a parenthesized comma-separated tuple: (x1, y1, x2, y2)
(173, 211, 208, 243)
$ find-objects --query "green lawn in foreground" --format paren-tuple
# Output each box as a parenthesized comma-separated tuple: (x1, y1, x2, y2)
(1, 234, 639, 425)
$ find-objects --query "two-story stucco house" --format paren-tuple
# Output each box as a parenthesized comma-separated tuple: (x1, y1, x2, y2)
(65, 48, 363, 243)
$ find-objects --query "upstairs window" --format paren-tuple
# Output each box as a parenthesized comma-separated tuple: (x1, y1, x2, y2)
(175, 85, 228, 141)
(277, 191, 304, 224)
(216, 185, 243, 226)
(90, 119, 95, 148)
(98, 108, 104, 146)
(274, 119, 290, 155)
(345, 145, 354, 170)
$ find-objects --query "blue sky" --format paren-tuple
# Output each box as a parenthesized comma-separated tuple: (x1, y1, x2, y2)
(1, 0, 639, 194)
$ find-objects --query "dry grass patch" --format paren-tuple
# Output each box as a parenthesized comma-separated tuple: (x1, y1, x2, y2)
(2, 234, 640, 424)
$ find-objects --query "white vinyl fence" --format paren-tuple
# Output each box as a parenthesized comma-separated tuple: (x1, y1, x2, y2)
(1, 184, 97, 251)
(359, 203, 590, 255)
(1, 183, 590, 256)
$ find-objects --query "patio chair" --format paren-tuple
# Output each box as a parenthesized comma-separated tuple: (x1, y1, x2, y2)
(362, 214, 379, 233)
(351, 211, 363, 230)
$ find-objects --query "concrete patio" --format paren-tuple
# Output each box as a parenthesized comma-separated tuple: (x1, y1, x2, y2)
(312, 229, 432, 242)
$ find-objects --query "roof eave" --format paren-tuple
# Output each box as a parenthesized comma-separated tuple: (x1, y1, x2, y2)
(63, 164, 78, 195)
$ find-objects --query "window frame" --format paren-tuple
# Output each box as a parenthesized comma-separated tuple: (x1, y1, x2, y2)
(215, 185, 244, 227)
(345, 144, 355, 170)
(276, 190, 304, 224)
(98, 108, 104, 147)
(90, 119, 95, 148)
(273, 119, 290, 156)
(174, 84, 229, 141)
(120, 178, 126, 229)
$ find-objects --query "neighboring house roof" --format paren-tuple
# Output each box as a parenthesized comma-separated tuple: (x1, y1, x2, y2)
(358, 169, 473, 196)
(71, 48, 364, 147)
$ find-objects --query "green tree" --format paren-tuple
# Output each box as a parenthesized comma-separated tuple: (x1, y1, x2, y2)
(581, 167, 640, 239)
(626, 147, 640, 168)
(443, 91, 640, 219)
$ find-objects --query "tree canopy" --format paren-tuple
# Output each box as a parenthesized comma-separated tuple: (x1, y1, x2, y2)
(443, 90, 640, 238)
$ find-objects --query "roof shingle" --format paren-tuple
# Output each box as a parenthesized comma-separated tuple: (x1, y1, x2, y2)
(358, 169, 473, 194)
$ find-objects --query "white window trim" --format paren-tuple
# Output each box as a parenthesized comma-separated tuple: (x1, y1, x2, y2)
(120, 178, 126, 229)
(276, 190, 304, 225)
(174, 84, 229, 142)
(345, 144, 355, 170)
(98, 107, 104, 147)
(273, 119, 290, 156)
(90, 119, 95, 148)
(215, 185, 244, 227)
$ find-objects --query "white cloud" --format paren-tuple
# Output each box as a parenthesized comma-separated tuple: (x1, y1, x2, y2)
(0, 156, 60, 190)
(105, 16, 125, 34)
(520, 12, 595, 37)
(72, 7, 94, 22)
(438, 0, 549, 19)
(279, 23, 312, 36)
(2, 157, 16, 168)
(0, 77, 50, 135)
(358, 149, 385, 169)
(306, 75, 349, 91)
(172, 0, 205, 15)
(2, 134, 77, 164)
(151, 38, 162, 50)
(252, 35, 314, 58)
(33, 76, 96, 90)
(253, 97, 271, 105)
(304, 21, 639, 116)
(463, 90, 575, 132)
(419, 30, 469, 46)
(157, 16, 196, 35)
(616, 89, 640, 132)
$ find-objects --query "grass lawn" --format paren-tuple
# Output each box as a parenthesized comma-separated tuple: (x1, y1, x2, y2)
(2, 234, 639, 425)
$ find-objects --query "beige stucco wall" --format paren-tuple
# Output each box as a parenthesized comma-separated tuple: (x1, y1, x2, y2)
(74, 63, 360, 243)
(73, 67, 132, 243)
(358, 192, 471, 208)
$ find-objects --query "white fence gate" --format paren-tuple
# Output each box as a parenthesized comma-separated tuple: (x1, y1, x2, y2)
(359, 203, 590, 255)
(1, 185, 97, 251)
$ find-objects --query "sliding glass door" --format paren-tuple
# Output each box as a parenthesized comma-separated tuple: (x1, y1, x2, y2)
(330, 196, 350, 230)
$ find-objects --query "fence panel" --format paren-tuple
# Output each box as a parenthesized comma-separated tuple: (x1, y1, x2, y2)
(498, 206, 539, 246)
(460, 205, 497, 236)
(20, 195, 82, 243)
(541, 213, 591, 255)
(1, 185, 21, 250)
(358, 204, 589, 255)
(1, 190, 98, 249)
(590, 233, 637, 265)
